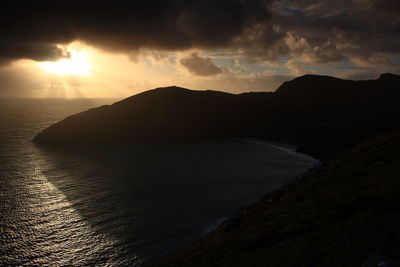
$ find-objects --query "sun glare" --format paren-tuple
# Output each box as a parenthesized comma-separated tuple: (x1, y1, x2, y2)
(38, 49, 91, 75)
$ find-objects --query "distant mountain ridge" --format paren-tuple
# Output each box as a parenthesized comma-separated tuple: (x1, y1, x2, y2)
(34, 73, 400, 159)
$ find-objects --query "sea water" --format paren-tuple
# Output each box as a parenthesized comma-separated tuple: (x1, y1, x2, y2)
(0, 99, 316, 265)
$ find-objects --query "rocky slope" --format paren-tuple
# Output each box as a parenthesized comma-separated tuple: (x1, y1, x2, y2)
(155, 131, 400, 266)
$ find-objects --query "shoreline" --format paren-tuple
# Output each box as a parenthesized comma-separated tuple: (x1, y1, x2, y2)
(244, 138, 320, 164)
(195, 138, 319, 242)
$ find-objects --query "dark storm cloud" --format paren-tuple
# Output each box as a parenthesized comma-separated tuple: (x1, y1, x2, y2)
(0, 42, 69, 62)
(242, 0, 400, 63)
(0, 0, 399, 68)
(0, 0, 270, 63)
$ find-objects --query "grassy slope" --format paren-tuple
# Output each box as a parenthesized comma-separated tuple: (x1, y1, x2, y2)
(155, 132, 400, 266)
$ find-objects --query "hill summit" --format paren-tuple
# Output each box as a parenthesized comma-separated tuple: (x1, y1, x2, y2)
(34, 74, 400, 159)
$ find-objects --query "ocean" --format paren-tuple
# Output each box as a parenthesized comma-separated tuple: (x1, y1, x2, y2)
(0, 99, 316, 265)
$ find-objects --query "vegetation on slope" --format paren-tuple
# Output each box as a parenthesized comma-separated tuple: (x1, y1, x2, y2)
(155, 131, 400, 267)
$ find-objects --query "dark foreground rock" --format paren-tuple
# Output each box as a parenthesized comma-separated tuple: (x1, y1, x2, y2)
(34, 74, 400, 160)
(154, 131, 400, 267)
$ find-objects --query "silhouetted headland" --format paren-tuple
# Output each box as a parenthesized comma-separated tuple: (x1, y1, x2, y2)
(34, 73, 400, 159)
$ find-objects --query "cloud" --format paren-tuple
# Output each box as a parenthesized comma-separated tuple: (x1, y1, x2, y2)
(0, 0, 398, 81)
(182, 72, 294, 92)
(299, 1, 397, 53)
(232, 0, 400, 68)
(180, 53, 223, 76)
(339, 70, 381, 81)
(0, 43, 70, 64)
(0, 0, 270, 64)
(284, 60, 315, 76)
(349, 54, 393, 68)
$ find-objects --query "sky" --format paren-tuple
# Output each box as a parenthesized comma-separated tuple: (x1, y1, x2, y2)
(0, 0, 399, 98)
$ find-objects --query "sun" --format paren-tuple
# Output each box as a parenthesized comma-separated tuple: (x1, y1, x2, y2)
(38, 49, 91, 76)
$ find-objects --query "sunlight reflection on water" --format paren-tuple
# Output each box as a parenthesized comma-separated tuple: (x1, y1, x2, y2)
(0, 99, 316, 265)
(1, 145, 140, 266)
